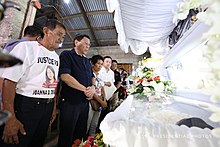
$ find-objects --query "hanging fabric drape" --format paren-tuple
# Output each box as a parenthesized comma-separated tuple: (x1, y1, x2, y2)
(106, 0, 183, 56)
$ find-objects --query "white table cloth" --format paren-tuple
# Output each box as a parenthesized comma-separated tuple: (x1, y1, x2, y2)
(100, 95, 219, 147)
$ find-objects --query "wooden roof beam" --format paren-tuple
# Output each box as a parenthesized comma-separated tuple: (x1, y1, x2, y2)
(76, 0, 99, 46)
(52, 0, 74, 42)
(68, 26, 115, 33)
(63, 38, 117, 44)
(62, 10, 109, 20)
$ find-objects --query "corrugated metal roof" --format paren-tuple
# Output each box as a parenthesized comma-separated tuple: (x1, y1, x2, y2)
(88, 14, 114, 27)
(59, 0, 81, 16)
(82, 0, 107, 12)
(95, 30, 117, 40)
(64, 17, 87, 30)
(71, 31, 95, 41)
(35, 0, 118, 49)
(64, 34, 72, 42)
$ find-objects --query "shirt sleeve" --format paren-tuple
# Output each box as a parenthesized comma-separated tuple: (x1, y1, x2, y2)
(2, 42, 29, 82)
(59, 51, 72, 75)
(111, 70, 115, 83)
(98, 68, 104, 81)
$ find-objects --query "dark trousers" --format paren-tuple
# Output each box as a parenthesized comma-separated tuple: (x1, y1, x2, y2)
(58, 100, 89, 147)
(97, 103, 110, 133)
(0, 94, 54, 147)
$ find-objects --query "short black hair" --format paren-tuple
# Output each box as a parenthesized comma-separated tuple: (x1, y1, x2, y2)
(73, 33, 90, 47)
(24, 25, 44, 38)
(112, 60, 117, 63)
(91, 55, 104, 65)
(104, 56, 112, 61)
(45, 19, 66, 31)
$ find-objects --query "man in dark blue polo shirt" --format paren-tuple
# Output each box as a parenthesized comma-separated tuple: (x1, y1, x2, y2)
(58, 34, 95, 147)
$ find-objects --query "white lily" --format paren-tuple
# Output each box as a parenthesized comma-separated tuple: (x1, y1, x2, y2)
(143, 87, 151, 95)
(142, 79, 149, 87)
(154, 82, 165, 93)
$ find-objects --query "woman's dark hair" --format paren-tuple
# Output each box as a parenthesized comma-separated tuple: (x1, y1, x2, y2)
(91, 55, 104, 65)
(46, 66, 56, 82)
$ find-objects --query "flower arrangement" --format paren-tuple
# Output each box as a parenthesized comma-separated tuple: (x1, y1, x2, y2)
(72, 133, 107, 147)
(172, 0, 206, 25)
(198, 1, 220, 143)
(174, 0, 220, 144)
(127, 58, 175, 99)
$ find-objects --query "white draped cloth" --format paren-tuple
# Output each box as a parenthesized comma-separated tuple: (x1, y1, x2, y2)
(100, 95, 219, 147)
(106, 0, 183, 56)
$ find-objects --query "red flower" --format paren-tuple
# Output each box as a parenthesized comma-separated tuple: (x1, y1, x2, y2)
(147, 78, 152, 82)
(88, 136, 95, 142)
(72, 139, 82, 147)
(137, 79, 143, 83)
(153, 76, 160, 81)
(83, 141, 91, 147)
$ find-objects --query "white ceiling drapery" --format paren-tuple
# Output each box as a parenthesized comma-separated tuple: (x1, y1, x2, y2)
(106, 0, 182, 56)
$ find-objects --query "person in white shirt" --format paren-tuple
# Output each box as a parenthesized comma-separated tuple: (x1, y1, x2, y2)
(87, 55, 107, 136)
(0, 19, 66, 147)
(0, 25, 43, 110)
(98, 56, 115, 88)
(97, 56, 116, 131)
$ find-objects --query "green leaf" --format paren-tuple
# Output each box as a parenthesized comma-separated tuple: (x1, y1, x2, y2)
(147, 85, 155, 91)
(131, 83, 144, 94)
(155, 80, 161, 84)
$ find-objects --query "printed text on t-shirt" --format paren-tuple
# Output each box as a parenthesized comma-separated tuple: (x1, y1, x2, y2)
(37, 57, 59, 66)
(32, 89, 55, 95)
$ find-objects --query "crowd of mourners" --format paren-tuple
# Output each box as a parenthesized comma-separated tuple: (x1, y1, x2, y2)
(0, 19, 128, 147)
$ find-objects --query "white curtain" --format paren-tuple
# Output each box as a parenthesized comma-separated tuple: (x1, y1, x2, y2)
(106, 0, 183, 56)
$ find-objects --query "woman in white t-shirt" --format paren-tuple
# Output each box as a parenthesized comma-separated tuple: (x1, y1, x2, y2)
(96, 56, 117, 131)
(87, 55, 107, 136)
